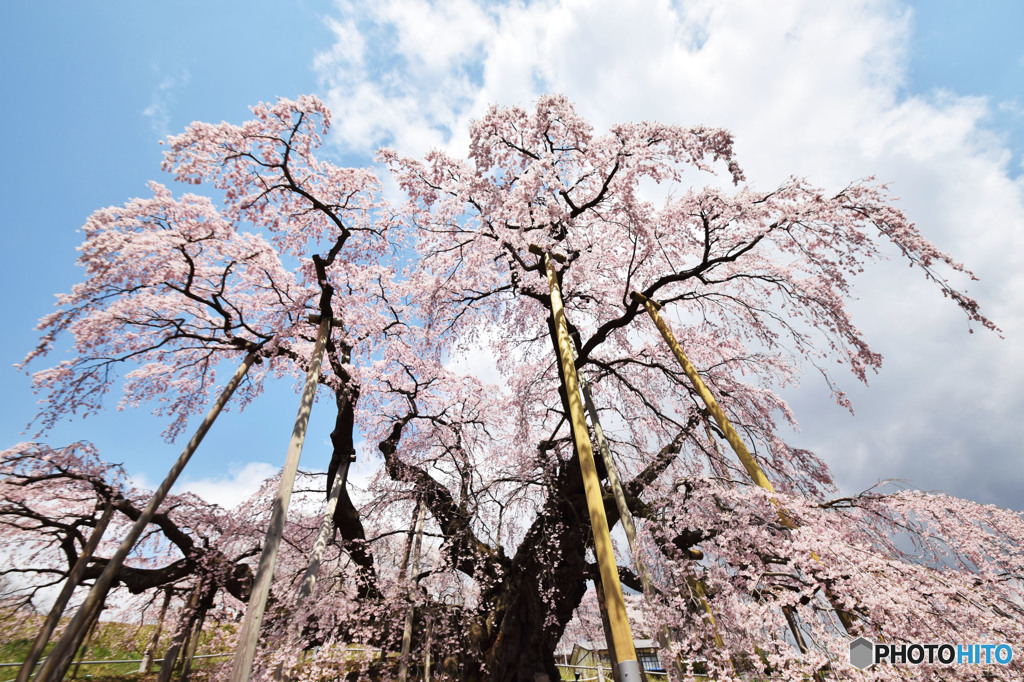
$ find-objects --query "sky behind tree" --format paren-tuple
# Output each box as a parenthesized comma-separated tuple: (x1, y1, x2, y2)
(1, 0, 1021, 512)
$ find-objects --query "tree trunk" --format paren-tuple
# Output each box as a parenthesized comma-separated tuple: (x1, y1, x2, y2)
(470, 452, 597, 682)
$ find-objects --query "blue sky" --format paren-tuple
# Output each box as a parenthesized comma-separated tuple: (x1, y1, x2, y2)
(1, 0, 1022, 511)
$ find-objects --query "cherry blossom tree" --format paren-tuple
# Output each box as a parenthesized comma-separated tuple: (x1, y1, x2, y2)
(15, 94, 1020, 681)
(0, 441, 259, 680)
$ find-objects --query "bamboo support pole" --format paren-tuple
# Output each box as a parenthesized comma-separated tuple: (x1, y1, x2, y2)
(17, 502, 113, 682)
(229, 319, 331, 682)
(531, 245, 642, 682)
(631, 291, 859, 638)
(34, 351, 257, 682)
(397, 499, 426, 682)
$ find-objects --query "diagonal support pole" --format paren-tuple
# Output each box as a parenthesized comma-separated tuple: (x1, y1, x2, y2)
(531, 245, 643, 682)
(579, 375, 729, 676)
(631, 291, 859, 639)
(397, 498, 426, 682)
(229, 318, 331, 682)
(17, 501, 113, 682)
(34, 351, 258, 682)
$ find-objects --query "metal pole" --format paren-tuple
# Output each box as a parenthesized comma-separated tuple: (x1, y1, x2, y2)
(34, 351, 257, 682)
(229, 319, 331, 682)
(16, 502, 113, 682)
(531, 246, 642, 682)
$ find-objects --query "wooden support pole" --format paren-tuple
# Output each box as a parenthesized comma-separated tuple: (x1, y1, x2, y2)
(158, 583, 203, 682)
(229, 319, 331, 682)
(531, 245, 642, 682)
(424, 617, 433, 682)
(69, 603, 103, 679)
(631, 292, 773, 491)
(592, 570, 622, 682)
(297, 455, 350, 601)
(272, 455, 355, 682)
(139, 588, 173, 674)
(179, 605, 207, 680)
(34, 351, 258, 682)
(580, 375, 727, 676)
(397, 499, 426, 682)
(631, 291, 859, 637)
(17, 501, 113, 682)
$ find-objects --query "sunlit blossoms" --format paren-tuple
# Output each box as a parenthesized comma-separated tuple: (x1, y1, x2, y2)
(6, 94, 1018, 681)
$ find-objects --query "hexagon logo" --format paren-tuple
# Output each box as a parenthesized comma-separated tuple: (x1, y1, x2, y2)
(849, 637, 875, 670)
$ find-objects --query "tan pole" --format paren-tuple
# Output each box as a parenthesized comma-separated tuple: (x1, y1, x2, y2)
(397, 498, 426, 682)
(138, 588, 173, 674)
(229, 318, 331, 682)
(631, 291, 858, 637)
(296, 456, 350, 600)
(17, 501, 113, 682)
(579, 376, 728, 673)
(271, 461, 349, 679)
(631, 292, 773, 491)
(424, 617, 433, 682)
(70, 601, 104, 679)
(35, 351, 258, 682)
(530, 245, 642, 682)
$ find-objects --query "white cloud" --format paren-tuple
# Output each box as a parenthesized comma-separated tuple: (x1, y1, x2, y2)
(141, 69, 190, 138)
(173, 461, 278, 510)
(314, 0, 1024, 508)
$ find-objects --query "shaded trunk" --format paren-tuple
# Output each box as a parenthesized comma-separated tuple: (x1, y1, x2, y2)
(472, 450, 596, 682)
(327, 369, 380, 599)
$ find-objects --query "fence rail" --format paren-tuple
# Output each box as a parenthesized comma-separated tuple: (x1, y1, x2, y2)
(0, 652, 231, 668)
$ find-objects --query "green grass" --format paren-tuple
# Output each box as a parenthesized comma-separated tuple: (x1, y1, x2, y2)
(0, 615, 230, 682)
